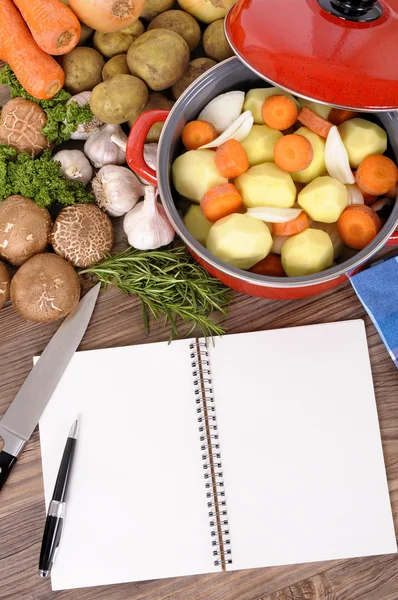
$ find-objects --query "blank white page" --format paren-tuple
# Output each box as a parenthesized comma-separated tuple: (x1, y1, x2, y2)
(39, 339, 218, 591)
(207, 320, 397, 570)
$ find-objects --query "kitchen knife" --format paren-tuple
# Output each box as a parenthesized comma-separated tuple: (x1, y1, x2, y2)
(0, 283, 101, 493)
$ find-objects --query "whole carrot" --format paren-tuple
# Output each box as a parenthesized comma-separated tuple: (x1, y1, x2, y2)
(0, 0, 64, 99)
(13, 0, 81, 56)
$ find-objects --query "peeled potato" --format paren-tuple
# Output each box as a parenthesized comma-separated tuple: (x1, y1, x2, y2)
(291, 127, 326, 183)
(298, 176, 348, 223)
(183, 205, 213, 245)
(240, 125, 283, 167)
(235, 162, 296, 209)
(281, 229, 334, 277)
(243, 88, 298, 125)
(206, 213, 272, 270)
(311, 221, 345, 259)
(338, 118, 388, 168)
(298, 98, 331, 120)
(172, 150, 228, 203)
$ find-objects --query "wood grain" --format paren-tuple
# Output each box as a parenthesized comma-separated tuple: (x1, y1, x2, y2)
(0, 78, 397, 600)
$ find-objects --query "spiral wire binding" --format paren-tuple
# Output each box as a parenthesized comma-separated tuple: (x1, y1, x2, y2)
(190, 341, 232, 569)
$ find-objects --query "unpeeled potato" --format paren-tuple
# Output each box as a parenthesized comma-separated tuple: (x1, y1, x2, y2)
(172, 149, 228, 202)
(206, 213, 272, 270)
(235, 163, 296, 208)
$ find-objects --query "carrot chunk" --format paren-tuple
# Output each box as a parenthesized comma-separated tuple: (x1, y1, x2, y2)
(356, 154, 398, 196)
(297, 106, 333, 138)
(329, 108, 359, 126)
(337, 204, 382, 250)
(200, 183, 243, 222)
(215, 139, 249, 178)
(273, 134, 313, 172)
(181, 120, 218, 151)
(261, 95, 298, 131)
(272, 211, 310, 237)
(249, 254, 286, 276)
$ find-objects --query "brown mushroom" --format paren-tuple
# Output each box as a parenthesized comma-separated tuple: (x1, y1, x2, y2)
(0, 98, 51, 157)
(0, 260, 10, 310)
(51, 204, 114, 267)
(10, 254, 80, 323)
(0, 195, 52, 266)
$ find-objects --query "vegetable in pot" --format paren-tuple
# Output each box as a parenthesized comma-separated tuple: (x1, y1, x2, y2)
(243, 88, 298, 125)
(10, 253, 80, 323)
(51, 204, 114, 268)
(12, 0, 81, 56)
(0, 261, 10, 310)
(240, 124, 283, 167)
(281, 229, 334, 277)
(337, 205, 382, 250)
(0, 195, 52, 266)
(298, 176, 348, 223)
(290, 127, 326, 183)
(183, 205, 213, 245)
(206, 213, 272, 270)
(235, 163, 296, 209)
(338, 118, 387, 169)
(0, 0, 64, 100)
(172, 149, 228, 203)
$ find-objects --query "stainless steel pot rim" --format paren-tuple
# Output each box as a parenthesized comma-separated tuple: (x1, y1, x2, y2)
(157, 57, 398, 289)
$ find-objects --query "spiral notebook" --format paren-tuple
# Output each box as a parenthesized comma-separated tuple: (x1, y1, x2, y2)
(38, 320, 397, 591)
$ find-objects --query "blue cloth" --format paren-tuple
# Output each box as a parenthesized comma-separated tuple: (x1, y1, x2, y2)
(350, 256, 398, 368)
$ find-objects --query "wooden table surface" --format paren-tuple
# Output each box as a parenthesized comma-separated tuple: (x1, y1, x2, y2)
(1, 82, 398, 600)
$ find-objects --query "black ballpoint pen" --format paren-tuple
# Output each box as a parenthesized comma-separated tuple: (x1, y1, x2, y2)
(38, 419, 78, 578)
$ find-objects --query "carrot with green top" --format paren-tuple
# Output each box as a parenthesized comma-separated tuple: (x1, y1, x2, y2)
(0, 0, 64, 100)
(13, 0, 81, 56)
(261, 95, 298, 131)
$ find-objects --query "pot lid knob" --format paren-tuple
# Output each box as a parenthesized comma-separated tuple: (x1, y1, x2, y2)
(226, 0, 398, 111)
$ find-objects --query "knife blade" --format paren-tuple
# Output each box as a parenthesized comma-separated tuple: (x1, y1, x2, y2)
(0, 283, 101, 492)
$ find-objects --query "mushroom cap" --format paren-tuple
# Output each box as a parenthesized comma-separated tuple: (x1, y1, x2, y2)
(10, 253, 80, 323)
(0, 260, 10, 310)
(0, 195, 52, 266)
(51, 204, 114, 267)
(0, 98, 51, 157)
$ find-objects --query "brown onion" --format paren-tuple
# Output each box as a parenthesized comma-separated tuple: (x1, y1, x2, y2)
(68, 0, 146, 33)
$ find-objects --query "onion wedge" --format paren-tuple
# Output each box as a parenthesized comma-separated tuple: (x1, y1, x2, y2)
(198, 91, 245, 134)
(325, 125, 355, 185)
(199, 111, 254, 149)
(247, 206, 302, 223)
(346, 183, 364, 206)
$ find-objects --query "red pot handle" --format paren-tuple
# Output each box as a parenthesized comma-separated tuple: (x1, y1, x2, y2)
(126, 109, 170, 186)
(386, 229, 398, 246)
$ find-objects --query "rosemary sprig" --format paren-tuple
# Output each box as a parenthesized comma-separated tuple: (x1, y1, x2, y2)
(80, 247, 231, 340)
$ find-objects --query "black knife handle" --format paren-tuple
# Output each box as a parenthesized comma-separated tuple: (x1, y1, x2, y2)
(0, 450, 17, 492)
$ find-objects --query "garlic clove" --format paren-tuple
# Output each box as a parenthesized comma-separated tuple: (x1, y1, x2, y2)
(123, 186, 175, 250)
(52, 150, 93, 186)
(198, 111, 254, 149)
(198, 91, 245, 134)
(346, 183, 364, 206)
(92, 165, 144, 217)
(84, 124, 127, 168)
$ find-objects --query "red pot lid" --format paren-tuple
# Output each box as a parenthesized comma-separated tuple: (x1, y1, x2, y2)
(225, 0, 398, 111)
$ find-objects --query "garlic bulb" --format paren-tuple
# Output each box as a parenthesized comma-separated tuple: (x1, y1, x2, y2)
(111, 135, 159, 184)
(92, 165, 144, 217)
(52, 150, 93, 186)
(66, 92, 103, 141)
(123, 186, 175, 250)
(84, 124, 127, 168)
